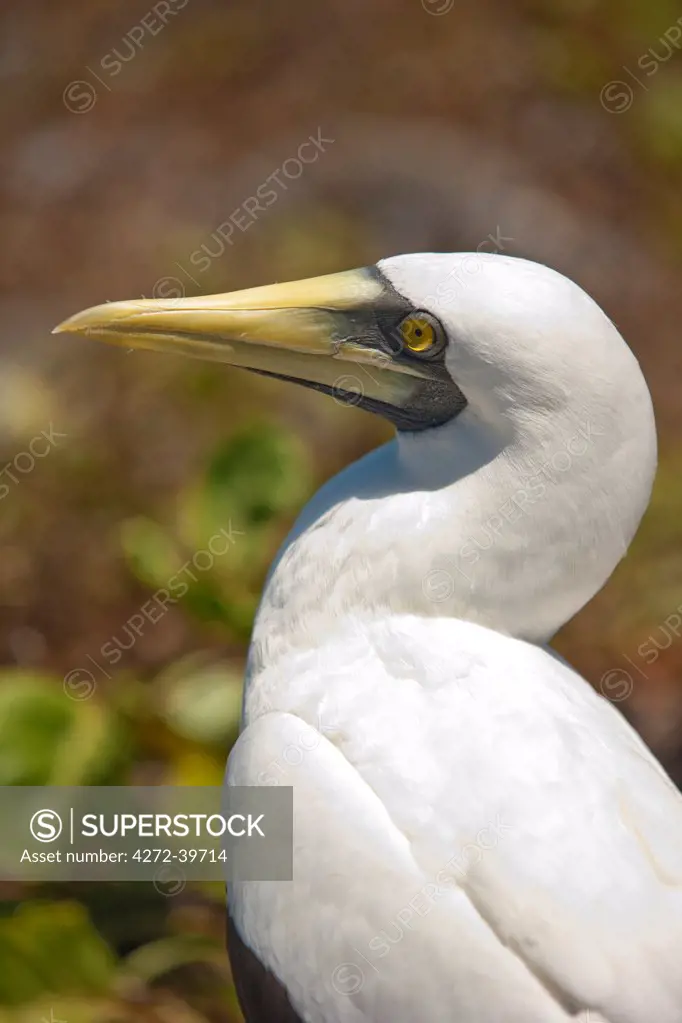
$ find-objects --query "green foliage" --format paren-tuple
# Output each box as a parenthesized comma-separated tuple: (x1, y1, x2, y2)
(121, 423, 311, 639)
(0, 901, 231, 1021)
(637, 74, 682, 167)
(0, 902, 116, 1006)
(0, 673, 127, 786)
(159, 658, 243, 746)
(0, 420, 314, 1019)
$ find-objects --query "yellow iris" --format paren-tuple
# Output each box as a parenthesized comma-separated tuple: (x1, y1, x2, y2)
(400, 316, 436, 353)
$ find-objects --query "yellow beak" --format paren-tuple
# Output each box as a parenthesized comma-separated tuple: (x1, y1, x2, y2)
(54, 267, 463, 430)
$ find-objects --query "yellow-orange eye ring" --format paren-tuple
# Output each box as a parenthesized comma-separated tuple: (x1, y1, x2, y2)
(397, 312, 445, 356)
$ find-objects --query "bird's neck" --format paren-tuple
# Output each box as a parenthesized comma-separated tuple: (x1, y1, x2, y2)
(248, 403, 653, 679)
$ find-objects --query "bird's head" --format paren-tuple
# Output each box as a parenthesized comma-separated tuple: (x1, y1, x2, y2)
(53, 252, 653, 446)
(53, 258, 471, 433)
(55, 252, 656, 641)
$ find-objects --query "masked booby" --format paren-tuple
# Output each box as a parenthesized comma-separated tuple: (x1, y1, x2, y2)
(55, 253, 682, 1023)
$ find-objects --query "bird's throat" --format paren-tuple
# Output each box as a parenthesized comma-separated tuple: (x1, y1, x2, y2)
(248, 406, 644, 682)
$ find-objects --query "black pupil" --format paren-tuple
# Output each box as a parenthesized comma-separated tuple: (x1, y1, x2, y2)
(415, 328, 422, 337)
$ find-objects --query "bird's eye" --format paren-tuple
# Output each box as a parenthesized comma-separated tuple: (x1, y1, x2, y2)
(397, 312, 445, 356)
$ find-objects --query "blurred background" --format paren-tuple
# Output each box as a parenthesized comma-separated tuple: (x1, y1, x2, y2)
(2, 0, 682, 1018)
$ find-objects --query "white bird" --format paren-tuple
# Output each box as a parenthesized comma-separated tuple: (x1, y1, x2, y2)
(56, 253, 682, 1023)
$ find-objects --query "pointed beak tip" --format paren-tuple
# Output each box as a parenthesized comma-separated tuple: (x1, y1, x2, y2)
(52, 315, 87, 337)
(53, 305, 111, 337)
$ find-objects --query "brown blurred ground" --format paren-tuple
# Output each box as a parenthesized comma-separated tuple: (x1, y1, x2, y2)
(1, 0, 682, 1019)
